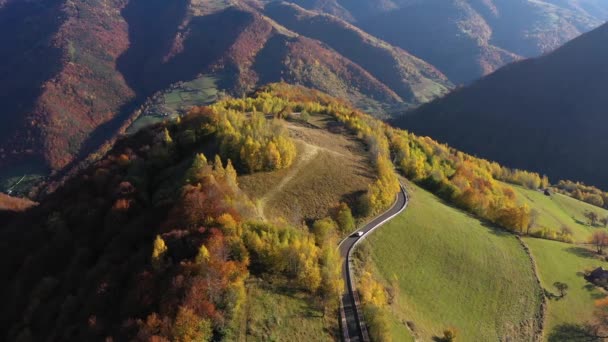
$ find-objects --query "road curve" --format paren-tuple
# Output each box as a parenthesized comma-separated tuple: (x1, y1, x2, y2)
(339, 185, 409, 342)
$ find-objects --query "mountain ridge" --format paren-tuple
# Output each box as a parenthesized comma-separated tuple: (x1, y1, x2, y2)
(288, 0, 608, 83)
(396, 21, 608, 188)
(0, 0, 443, 180)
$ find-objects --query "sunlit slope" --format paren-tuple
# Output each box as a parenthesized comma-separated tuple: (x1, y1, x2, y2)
(524, 237, 608, 340)
(512, 184, 608, 242)
(239, 114, 374, 224)
(367, 183, 543, 341)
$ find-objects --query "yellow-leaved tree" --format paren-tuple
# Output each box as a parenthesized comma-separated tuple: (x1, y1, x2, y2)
(151, 235, 168, 270)
(359, 270, 387, 307)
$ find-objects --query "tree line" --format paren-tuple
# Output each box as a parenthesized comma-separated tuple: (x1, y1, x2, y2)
(554, 179, 608, 209)
(252, 84, 576, 241)
(7, 82, 605, 341)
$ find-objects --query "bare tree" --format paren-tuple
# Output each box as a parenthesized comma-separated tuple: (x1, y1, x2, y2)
(590, 230, 608, 254)
(585, 211, 600, 226)
(526, 208, 540, 235)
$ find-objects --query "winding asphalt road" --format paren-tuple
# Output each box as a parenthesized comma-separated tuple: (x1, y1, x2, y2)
(339, 185, 409, 342)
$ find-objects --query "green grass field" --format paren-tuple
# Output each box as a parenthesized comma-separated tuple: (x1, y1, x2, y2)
(388, 314, 415, 342)
(511, 184, 608, 242)
(240, 278, 336, 342)
(127, 75, 220, 134)
(163, 75, 219, 110)
(523, 237, 608, 339)
(0, 159, 48, 196)
(366, 183, 543, 341)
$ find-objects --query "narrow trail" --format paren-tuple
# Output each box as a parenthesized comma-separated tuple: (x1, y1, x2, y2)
(255, 142, 320, 220)
(516, 236, 547, 342)
(254, 123, 350, 220)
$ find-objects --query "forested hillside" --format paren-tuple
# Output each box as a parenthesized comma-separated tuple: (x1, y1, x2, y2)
(397, 22, 608, 189)
(4, 0, 608, 340)
(0, 0, 452, 186)
(288, 0, 608, 83)
(7, 83, 608, 341)
(263, 2, 452, 104)
(0, 89, 338, 341)
(2, 0, 607, 188)
(1, 83, 408, 341)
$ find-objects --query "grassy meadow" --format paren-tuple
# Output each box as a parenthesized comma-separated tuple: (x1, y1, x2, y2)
(239, 115, 374, 224)
(127, 75, 220, 134)
(366, 183, 543, 341)
(523, 237, 608, 340)
(240, 278, 336, 342)
(511, 184, 608, 242)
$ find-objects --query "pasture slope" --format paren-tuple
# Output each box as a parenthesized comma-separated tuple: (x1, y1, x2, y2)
(512, 184, 608, 242)
(366, 183, 543, 341)
(524, 237, 608, 341)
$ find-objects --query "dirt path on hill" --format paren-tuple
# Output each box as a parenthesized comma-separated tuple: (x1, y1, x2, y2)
(255, 123, 349, 220)
(255, 142, 320, 220)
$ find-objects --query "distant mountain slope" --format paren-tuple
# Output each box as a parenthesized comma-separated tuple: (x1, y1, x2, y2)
(264, 2, 452, 104)
(0, 0, 134, 172)
(395, 22, 608, 188)
(287, 0, 608, 83)
(0, 0, 449, 181)
(357, 0, 521, 84)
(472, 0, 606, 56)
(2, 0, 605, 183)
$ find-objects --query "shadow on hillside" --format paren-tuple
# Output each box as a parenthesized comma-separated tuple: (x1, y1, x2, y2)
(324, 119, 350, 135)
(116, 0, 190, 95)
(547, 323, 602, 342)
(70, 5, 253, 174)
(0, 0, 64, 154)
(566, 246, 598, 259)
(340, 190, 368, 217)
(117, 2, 250, 95)
(583, 283, 596, 292)
(581, 280, 608, 300)
(478, 220, 512, 237)
(432, 336, 457, 342)
(252, 34, 289, 86)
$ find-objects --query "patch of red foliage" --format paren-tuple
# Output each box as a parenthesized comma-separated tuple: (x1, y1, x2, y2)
(36, 0, 134, 169)
(0, 193, 36, 212)
(0, 0, 135, 171)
